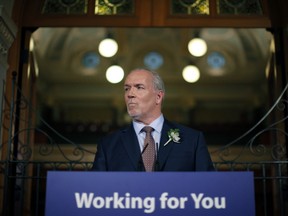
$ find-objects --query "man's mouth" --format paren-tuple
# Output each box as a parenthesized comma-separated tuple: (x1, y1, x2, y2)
(128, 103, 136, 107)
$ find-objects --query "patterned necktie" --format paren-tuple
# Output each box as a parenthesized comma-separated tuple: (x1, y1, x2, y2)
(141, 126, 156, 172)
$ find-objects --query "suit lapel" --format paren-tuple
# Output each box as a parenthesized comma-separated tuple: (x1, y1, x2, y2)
(120, 124, 142, 170)
(157, 120, 175, 170)
(119, 120, 176, 171)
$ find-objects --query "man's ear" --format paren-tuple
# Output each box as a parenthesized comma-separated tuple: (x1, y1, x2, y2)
(156, 91, 164, 104)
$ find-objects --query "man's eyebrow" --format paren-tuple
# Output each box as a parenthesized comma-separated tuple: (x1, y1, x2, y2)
(124, 84, 130, 89)
(124, 83, 145, 88)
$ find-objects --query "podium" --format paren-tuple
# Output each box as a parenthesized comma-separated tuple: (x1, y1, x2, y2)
(45, 171, 255, 216)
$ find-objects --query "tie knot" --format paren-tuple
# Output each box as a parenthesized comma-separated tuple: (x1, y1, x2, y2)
(142, 126, 154, 134)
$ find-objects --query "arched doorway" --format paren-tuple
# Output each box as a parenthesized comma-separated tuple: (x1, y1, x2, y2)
(1, 0, 287, 215)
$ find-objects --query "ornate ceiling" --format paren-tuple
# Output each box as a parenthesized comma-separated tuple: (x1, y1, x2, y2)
(31, 27, 273, 128)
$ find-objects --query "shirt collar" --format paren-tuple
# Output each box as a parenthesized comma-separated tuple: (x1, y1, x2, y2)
(133, 114, 164, 135)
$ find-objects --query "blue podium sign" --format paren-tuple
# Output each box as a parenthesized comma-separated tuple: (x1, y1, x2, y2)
(45, 171, 255, 216)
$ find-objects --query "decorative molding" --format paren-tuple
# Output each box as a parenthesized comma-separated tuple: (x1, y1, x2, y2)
(0, 5, 17, 55)
(0, 39, 8, 55)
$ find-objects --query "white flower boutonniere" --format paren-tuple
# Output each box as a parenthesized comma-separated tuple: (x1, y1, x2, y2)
(164, 129, 181, 146)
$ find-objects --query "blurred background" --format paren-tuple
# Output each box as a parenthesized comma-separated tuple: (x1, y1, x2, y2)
(31, 27, 273, 146)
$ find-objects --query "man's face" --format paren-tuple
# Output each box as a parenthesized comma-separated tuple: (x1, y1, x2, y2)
(124, 70, 163, 123)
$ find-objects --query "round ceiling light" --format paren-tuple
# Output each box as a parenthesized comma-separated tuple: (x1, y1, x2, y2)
(188, 38, 207, 57)
(182, 65, 200, 83)
(98, 38, 118, 58)
(106, 65, 124, 83)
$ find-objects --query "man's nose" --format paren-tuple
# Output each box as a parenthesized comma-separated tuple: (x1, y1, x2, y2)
(127, 88, 135, 97)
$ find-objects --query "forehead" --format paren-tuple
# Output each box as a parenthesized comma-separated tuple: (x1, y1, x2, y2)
(124, 70, 152, 85)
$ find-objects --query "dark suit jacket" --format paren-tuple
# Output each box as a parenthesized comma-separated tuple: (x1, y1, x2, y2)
(92, 119, 214, 171)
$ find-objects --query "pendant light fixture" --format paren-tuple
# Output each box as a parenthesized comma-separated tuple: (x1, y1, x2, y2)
(106, 64, 124, 84)
(182, 65, 200, 83)
(98, 31, 118, 58)
(188, 30, 207, 57)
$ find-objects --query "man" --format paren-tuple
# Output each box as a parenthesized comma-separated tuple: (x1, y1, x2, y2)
(92, 68, 214, 171)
